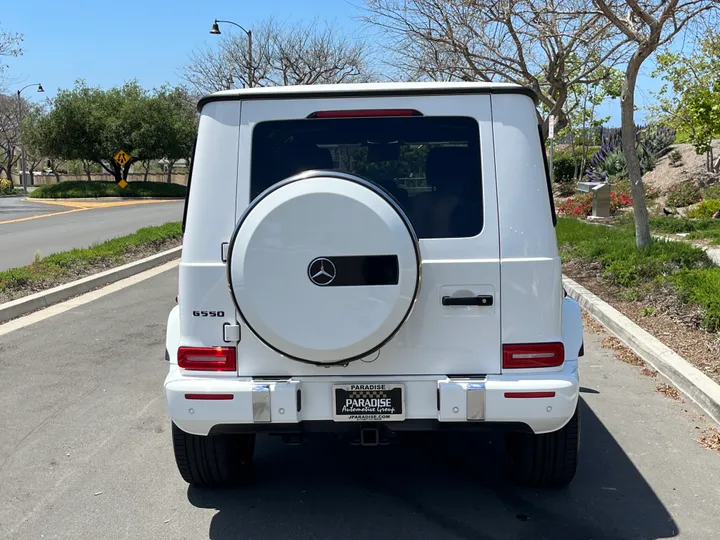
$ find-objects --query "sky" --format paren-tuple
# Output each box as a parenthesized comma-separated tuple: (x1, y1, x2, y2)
(2, 0, 690, 127)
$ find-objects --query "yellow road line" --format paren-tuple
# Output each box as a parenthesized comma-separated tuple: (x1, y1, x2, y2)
(22, 199, 89, 209)
(0, 207, 89, 225)
(27, 198, 183, 209)
(0, 198, 182, 226)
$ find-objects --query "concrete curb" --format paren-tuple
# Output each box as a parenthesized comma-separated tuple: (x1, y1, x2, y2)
(563, 275, 720, 425)
(0, 246, 182, 325)
(25, 197, 185, 202)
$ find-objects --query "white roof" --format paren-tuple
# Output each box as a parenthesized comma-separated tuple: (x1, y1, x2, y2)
(197, 81, 536, 109)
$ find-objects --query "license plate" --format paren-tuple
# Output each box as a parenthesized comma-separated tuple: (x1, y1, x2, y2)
(333, 383, 405, 422)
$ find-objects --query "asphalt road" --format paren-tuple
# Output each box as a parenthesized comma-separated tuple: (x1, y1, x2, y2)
(0, 197, 183, 270)
(1, 267, 720, 539)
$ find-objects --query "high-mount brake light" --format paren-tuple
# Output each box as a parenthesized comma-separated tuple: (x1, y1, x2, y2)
(307, 109, 422, 119)
(177, 347, 236, 371)
(502, 342, 564, 369)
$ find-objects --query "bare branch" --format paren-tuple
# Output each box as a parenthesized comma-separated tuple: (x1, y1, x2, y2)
(179, 17, 376, 94)
(362, 0, 631, 133)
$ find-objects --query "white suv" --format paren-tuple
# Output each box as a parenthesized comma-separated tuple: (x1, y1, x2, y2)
(164, 82, 584, 489)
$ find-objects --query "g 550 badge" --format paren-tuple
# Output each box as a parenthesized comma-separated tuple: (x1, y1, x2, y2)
(192, 311, 225, 317)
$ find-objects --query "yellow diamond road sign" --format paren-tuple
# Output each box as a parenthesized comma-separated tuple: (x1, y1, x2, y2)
(118, 179, 128, 189)
(113, 149, 131, 167)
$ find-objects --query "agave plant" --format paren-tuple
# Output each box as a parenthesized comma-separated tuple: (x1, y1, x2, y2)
(642, 125, 676, 158)
(585, 124, 674, 181)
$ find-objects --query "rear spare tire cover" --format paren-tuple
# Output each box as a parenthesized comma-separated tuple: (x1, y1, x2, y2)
(227, 171, 420, 364)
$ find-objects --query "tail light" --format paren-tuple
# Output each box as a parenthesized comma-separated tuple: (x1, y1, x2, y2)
(503, 342, 564, 369)
(177, 347, 236, 371)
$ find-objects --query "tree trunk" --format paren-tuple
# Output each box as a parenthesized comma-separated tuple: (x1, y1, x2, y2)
(166, 160, 175, 184)
(622, 52, 652, 249)
(143, 160, 150, 182)
(122, 160, 134, 181)
(570, 130, 578, 179)
(5, 148, 14, 184)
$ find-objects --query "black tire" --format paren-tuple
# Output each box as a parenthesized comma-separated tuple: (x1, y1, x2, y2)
(172, 423, 255, 488)
(505, 403, 580, 488)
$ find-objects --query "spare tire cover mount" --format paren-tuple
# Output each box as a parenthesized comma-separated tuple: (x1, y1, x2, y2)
(227, 171, 421, 365)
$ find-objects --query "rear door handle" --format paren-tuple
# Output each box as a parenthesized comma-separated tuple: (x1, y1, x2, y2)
(442, 295, 493, 306)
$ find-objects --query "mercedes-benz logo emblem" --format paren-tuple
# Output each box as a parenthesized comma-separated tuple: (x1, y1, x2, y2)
(308, 257, 336, 286)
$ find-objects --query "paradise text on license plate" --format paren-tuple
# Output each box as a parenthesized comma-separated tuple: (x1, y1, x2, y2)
(333, 383, 405, 422)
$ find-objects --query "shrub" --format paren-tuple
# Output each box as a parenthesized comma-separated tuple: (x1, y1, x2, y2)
(30, 181, 187, 199)
(557, 194, 593, 217)
(671, 269, 720, 332)
(642, 125, 677, 157)
(553, 152, 576, 183)
(0, 178, 13, 195)
(702, 184, 720, 200)
(687, 199, 720, 219)
(610, 191, 633, 214)
(609, 179, 660, 202)
(669, 150, 683, 167)
(666, 181, 703, 208)
(586, 125, 674, 181)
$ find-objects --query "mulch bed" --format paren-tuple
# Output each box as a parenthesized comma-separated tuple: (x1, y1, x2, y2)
(564, 259, 720, 386)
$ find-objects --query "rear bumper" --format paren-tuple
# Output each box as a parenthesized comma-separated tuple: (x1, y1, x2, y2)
(164, 361, 578, 436)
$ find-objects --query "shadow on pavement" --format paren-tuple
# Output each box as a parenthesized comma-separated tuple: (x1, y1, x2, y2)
(188, 399, 677, 540)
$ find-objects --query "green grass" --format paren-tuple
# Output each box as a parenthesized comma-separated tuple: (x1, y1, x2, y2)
(557, 217, 712, 288)
(0, 222, 182, 294)
(558, 217, 720, 332)
(648, 217, 720, 244)
(671, 269, 720, 331)
(615, 215, 720, 244)
(30, 181, 187, 199)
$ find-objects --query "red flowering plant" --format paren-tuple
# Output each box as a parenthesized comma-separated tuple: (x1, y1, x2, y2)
(557, 194, 593, 216)
(666, 180, 703, 208)
(610, 191, 633, 214)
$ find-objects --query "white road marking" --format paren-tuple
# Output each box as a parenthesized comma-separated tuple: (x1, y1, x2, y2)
(0, 260, 179, 336)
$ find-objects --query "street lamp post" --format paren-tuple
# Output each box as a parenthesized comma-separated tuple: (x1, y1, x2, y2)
(16, 83, 44, 193)
(210, 19, 253, 88)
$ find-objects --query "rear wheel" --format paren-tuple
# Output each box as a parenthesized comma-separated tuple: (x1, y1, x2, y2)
(172, 423, 255, 488)
(505, 404, 580, 488)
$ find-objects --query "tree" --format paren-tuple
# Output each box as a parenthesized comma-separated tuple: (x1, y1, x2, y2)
(152, 85, 197, 183)
(558, 68, 623, 177)
(0, 25, 22, 89)
(652, 31, 720, 173)
(22, 80, 198, 183)
(592, 0, 720, 248)
(362, 0, 630, 136)
(0, 92, 30, 183)
(181, 17, 375, 94)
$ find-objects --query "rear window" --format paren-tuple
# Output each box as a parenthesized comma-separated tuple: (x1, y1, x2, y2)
(250, 116, 483, 239)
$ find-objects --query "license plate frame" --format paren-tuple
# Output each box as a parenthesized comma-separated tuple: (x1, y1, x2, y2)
(332, 383, 405, 422)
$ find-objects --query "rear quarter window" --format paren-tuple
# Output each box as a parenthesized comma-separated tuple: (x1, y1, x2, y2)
(250, 116, 483, 239)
